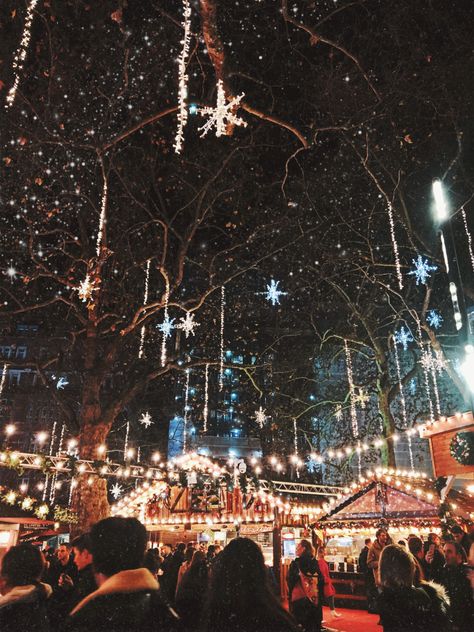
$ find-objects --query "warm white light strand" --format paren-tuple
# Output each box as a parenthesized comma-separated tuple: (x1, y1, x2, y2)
(96, 176, 108, 257)
(138, 259, 151, 359)
(160, 275, 171, 367)
(183, 368, 190, 453)
(5, 0, 39, 109)
(415, 319, 435, 424)
(219, 286, 225, 391)
(344, 340, 359, 438)
(174, 0, 192, 153)
(387, 202, 403, 290)
(203, 363, 209, 433)
(124, 420, 130, 457)
(461, 207, 474, 273)
(0, 364, 7, 397)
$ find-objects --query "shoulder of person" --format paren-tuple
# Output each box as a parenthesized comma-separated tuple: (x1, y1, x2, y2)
(420, 580, 450, 605)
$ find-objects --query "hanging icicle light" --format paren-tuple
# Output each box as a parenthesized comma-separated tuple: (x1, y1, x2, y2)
(183, 368, 191, 454)
(160, 275, 171, 367)
(461, 207, 474, 273)
(203, 363, 209, 433)
(96, 175, 108, 257)
(174, 0, 192, 153)
(387, 202, 403, 290)
(219, 286, 225, 391)
(0, 364, 7, 398)
(392, 336, 413, 470)
(138, 259, 151, 359)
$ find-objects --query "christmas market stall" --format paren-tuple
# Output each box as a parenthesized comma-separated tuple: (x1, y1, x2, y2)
(315, 468, 474, 609)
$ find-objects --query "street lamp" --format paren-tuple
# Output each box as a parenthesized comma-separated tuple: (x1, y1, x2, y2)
(432, 179, 449, 222)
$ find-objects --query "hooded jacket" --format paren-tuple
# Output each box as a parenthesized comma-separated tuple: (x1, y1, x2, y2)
(0, 582, 52, 632)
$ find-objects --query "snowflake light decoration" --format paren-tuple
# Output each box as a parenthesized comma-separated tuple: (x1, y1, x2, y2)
(139, 411, 154, 429)
(426, 309, 443, 329)
(254, 406, 267, 428)
(177, 312, 200, 338)
(157, 315, 176, 339)
(354, 388, 370, 409)
(56, 377, 69, 390)
(77, 274, 97, 304)
(110, 483, 124, 500)
(306, 456, 320, 473)
(198, 79, 247, 138)
(419, 349, 447, 375)
(334, 405, 343, 421)
(394, 326, 414, 351)
(408, 255, 438, 286)
(260, 279, 288, 306)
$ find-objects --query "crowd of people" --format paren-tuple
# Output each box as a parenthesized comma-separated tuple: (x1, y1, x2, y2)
(0, 516, 473, 632)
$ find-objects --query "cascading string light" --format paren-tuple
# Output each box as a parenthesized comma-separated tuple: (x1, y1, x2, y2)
(0, 364, 7, 398)
(96, 175, 108, 257)
(174, 0, 192, 153)
(138, 259, 151, 359)
(5, 0, 39, 109)
(183, 368, 191, 454)
(415, 318, 435, 424)
(387, 202, 403, 290)
(392, 336, 413, 470)
(203, 363, 209, 433)
(219, 286, 225, 391)
(344, 340, 362, 475)
(461, 207, 474, 272)
(160, 274, 171, 367)
(124, 420, 130, 458)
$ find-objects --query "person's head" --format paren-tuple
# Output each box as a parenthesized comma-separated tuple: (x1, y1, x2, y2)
(376, 529, 389, 546)
(296, 539, 315, 558)
(144, 549, 161, 576)
(398, 540, 406, 547)
(176, 542, 186, 554)
(450, 526, 466, 545)
(364, 538, 371, 547)
(185, 546, 196, 563)
(71, 533, 93, 571)
(190, 550, 206, 568)
(428, 533, 440, 547)
(444, 541, 467, 566)
(207, 544, 216, 558)
(90, 517, 147, 579)
(317, 546, 326, 559)
(57, 542, 71, 564)
(214, 544, 222, 555)
(379, 544, 415, 589)
(1, 544, 45, 591)
(161, 544, 172, 557)
(408, 536, 424, 560)
(203, 537, 295, 631)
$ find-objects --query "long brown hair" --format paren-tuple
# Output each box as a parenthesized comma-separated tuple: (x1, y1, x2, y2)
(379, 544, 415, 589)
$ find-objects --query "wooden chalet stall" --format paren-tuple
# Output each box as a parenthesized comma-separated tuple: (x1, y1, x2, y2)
(317, 469, 474, 609)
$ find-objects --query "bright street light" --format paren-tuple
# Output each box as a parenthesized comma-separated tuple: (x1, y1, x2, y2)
(432, 179, 449, 222)
(460, 344, 474, 393)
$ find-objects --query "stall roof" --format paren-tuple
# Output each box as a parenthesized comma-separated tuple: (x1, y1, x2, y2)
(320, 472, 473, 524)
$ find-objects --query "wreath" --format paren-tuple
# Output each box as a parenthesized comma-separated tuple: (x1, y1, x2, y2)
(450, 431, 474, 466)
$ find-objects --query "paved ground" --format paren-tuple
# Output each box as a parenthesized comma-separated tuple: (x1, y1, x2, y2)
(322, 606, 382, 632)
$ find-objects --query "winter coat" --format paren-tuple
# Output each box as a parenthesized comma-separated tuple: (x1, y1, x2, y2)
(65, 568, 179, 632)
(0, 582, 52, 632)
(287, 554, 324, 602)
(438, 564, 474, 632)
(367, 540, 386, 582)
(358, 545, 370, 575)
(287, 554, 324, 632)
(317, 558, 336, 598)
(175, 560, 209, 630)
(378, 582, 451, 632)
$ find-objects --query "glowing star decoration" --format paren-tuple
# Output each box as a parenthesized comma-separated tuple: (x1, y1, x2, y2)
(254, 406, 267, 428)
(110, 483, 124, 500)
(177, 312, 200, 338)
(157, 315, 176, 339)
(5, 0, 39, 109)
(5, 266, 17, 281)
(426, 309, 443, 329)
(408, 255, 438, 286)
(261, 279, 287, 306)
(198, 80, 247, 138)
(394, 326, 414, 351)
(139, 411, 153, 429)
(77, 275, 97, 305)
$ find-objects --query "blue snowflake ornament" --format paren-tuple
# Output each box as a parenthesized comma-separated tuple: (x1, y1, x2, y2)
(408, 255, 437, 286)
(260, 279, 288, 306)
(158, 315, 176, 339)
(426, 309, 443, 329)
(306, 456, 320, 473)
(394, 326, 414, 351)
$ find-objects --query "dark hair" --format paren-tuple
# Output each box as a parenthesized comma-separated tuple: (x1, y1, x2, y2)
(376, 528, 388, 539)
(299, 539, 315, 557)
(90, 517, 147, 577)
(398, 540, 406, 547)
(190, 549, 206, 568)
(207, 544, 216, 556)
(144, 549, 161, 575)
(58, 542, 72, 550)
(379, 544, 415, 589)
(408, 536, 423, 556)
(176, 542, 186, 553)
(202, 538, 298, 632)
(71, 533, 92, 553)
(1, 544, 45, 586)
(450, 525, 464, 535)
(365, 538, 371, 545)
(185, 546, 196, 563)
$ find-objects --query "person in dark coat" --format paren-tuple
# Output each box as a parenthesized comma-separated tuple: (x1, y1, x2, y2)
(358, 538, 371, 574)
(175, 550, 208, 630)
(422, 533, 445, 582)
(70, 534, 96, 606)
(0, 543, 52, 632)
(45, 542, 79, 630)
(159, 544, 174, 601)
(65, 517, 179, 632)
(450, 526, 473, 559)
(202, 537, 299, 632)
(287, 539, 324, 632)
(438, 542, 474, 632)
(378, 544, 451, 632)
(167, 542, 185, 602)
